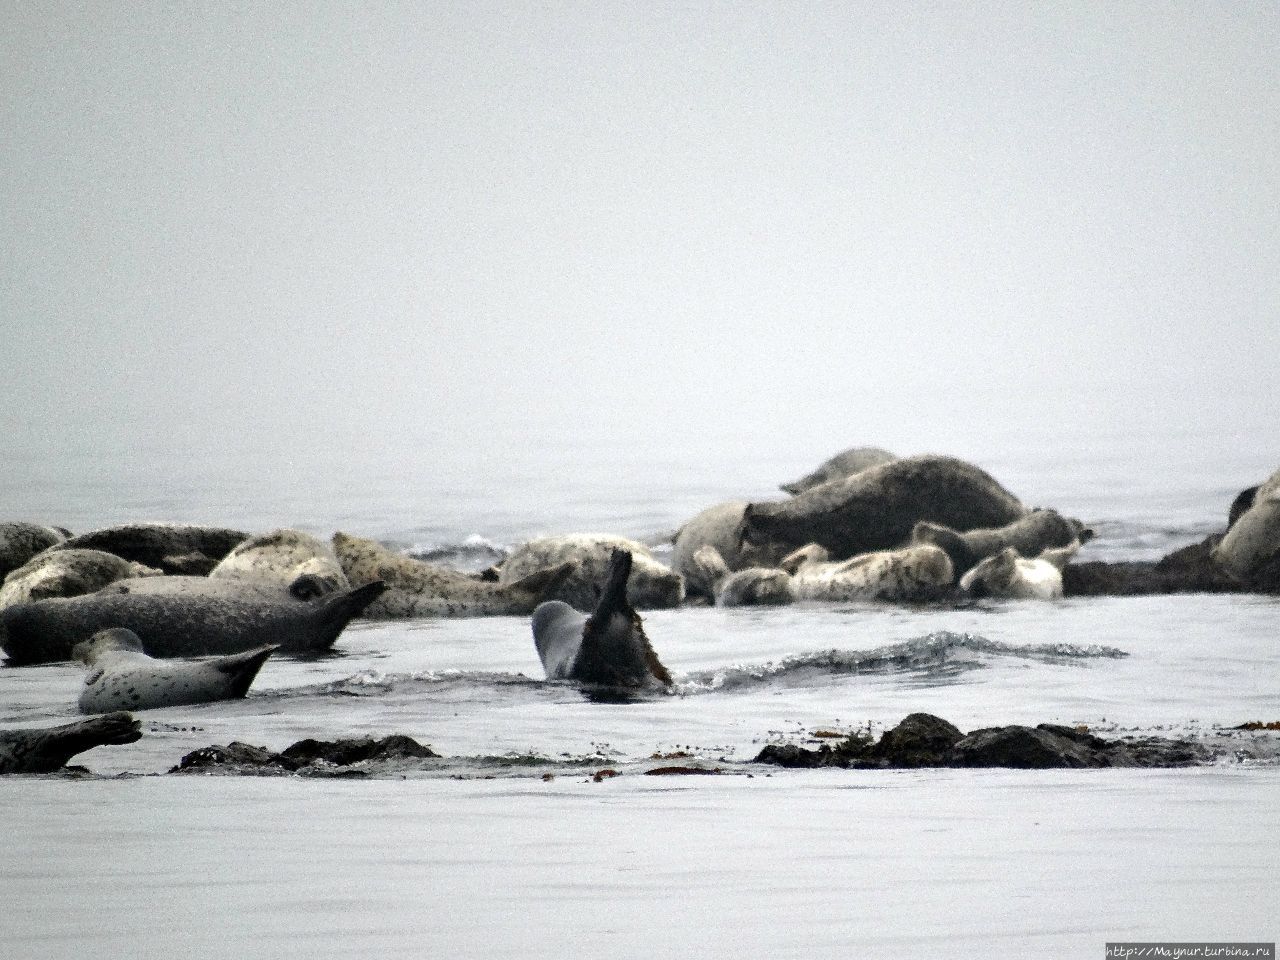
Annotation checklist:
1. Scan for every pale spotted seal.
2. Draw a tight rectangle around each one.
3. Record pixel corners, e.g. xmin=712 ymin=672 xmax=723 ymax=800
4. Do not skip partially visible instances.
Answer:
xmin=911 ymin=508 xmax=1089 ymax=580
xmin=74 ymin=628 xmax=277 ymax=713
xmin=780 ymin=542 xmax=954 ymax=603
xmin=1212 ymin=468 xmax=1280 ymax=583
xmin=0 ymin=548 xmax=162 ymax=611
xmin=48 ymin=523 xmax=249 ymax=574
xmin=0 ymin=578 xmax=385 ymax=664
xmin=959 ymin=544 xmax=1079 ymax=600
xmin=0 ymin=712 xmax=141 ymax=774
xmin=0 ymin=522 xmax=70 ymax=580
xmin=671 ymin=501 xmax=779 ymax=599
xmin=779 ymin=446 xmax=898 ymax=495
xmin=741 ymin=455 xmax=1026 ymax=561
xmin=497 ymin=534 xmax=683 ymax=610
xmin=332 ymin=531 xmax=574 ymax=618
xmin=687 ymin=545 xmax=796 ymax=607
xmin=210 ymin=529 xmax=350 ymax=598
xmin=531 ymin=550 xmax=672 ymax=688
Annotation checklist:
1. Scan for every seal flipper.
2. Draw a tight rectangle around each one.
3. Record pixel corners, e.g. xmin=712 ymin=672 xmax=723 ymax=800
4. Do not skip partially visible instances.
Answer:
xmin=214 ymin=644 xmax=280 ymax=698
xmin=507 ymin=561 xmax=578 ymax=603
xmin=0 ymin=712 xmax=142 ymax=774
xmin=574 ymin=551 xmax=672 ymax=688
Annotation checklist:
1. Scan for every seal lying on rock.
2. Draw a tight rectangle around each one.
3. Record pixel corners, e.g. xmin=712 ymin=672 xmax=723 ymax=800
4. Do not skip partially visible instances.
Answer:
xmin=497 ymin=534 xmax=684 ymax=610
xmin=1213 ymin=468 xmax=1280 ymax=586
xmin=210 ymin=529 xmax=350 ymax=598
xmin=958 ymin=544 xmax=1078 ymax=600
xmin=531 ymin=550 xmax=672 ymax=688
xmin=0 ymin=578 xmax=385 ymax=664
xmin=671 ymin=501 xmax=780 ymax=599
xmin=48 ymin=523 xmax=248 ymax=574
xmin=0 ymin=522 xmax=71 ymax=580
xmin=911 ymin=508 xmax=1088 ymax=581
xmin=741 ymin=455 xmax=1027 ymax=562
xmin=687 ymin=546 xmax=796 ymax=607
xmin=779 ymin=446 xmax=897 ymax=495
xmin=781 ymin=542 xmax=955 ymax=603
xmin=0 ymin=712 xmax=141 ymax=774
xmin=332 ymin=531 xmax=574 ymax=618
xmin=75 ymin=628 xmax=277 ymax=713
xmin=0 ymin=548 xmax=162 ymax=610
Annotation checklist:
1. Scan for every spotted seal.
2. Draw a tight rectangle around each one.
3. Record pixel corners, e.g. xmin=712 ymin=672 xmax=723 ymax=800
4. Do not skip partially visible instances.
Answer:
xmin=958 ymin=544 xmax=1078 ymax=600
xmin=0 ymin=548 xmax=162 ymax=611
xmin=779 ymin=446 xmax=898 ymax=495
xmin=1212 ymin=468 xmax=1280 ymax=584
xmin=210 ymin=528 xmax=350 ymax=598
xmin=47 ymin=523 xmax=249 ymax=574
xmin=671 ymin=501 xmax=779 ymax=599
xmin=0 ymin=577 xmax=385 ymax=664
xmin=911 ymin=508 xmax=1089 ymax=580
xmin=332 ymin=531 xmax=574 ymax=618
xmin=0 ymin=712 xmax=141 ymax=774
xmin=741 ymin=455 xmax=1027 ymax=561
xmin=530 ymin=550 xmax=672 ymax=688
xmin=686 ymin=545 xmax=796 ymax=607
xmin=74 ymin=628 xmax=277 ymax=713
xmin=497 ymin=534 xmax=683 ymax=610
xmin=0 ymin=522 xmax=70 ymax=580
xmin=780 ymin=542 xmax=954 ymax=602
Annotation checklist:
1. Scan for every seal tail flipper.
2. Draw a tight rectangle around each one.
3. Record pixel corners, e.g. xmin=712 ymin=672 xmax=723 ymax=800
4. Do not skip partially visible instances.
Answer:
xmin=1 ymin=712 xmax=142 ymax=774
xmin=591 ymin=550 xmax=634 ymax=623
xmin=319 ymin=580 xmax=387 ymax=624
xmin=508 ymin=561 xmax=578 ymax=603
xmin=215 ymin=644 xmax=280 ymax=698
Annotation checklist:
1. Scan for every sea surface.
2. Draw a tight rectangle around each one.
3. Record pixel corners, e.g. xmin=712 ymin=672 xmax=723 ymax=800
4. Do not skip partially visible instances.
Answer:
xmin=1 ymin=428 xmax=1277 ymax=959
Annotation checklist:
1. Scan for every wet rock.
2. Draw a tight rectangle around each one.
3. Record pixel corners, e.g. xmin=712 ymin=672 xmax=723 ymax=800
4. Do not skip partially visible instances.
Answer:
xmin=863 ymin=712 xmax=964 ymax=767
xmin=171 ymin=734 xmax=439 ymax=775
xmin=949 ymin=725 xmax=1107 ymax=768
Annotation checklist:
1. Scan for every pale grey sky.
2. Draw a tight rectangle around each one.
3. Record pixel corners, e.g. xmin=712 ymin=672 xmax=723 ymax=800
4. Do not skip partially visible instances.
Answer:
xmin=4 ymin=2 xmax=1277 ymax=464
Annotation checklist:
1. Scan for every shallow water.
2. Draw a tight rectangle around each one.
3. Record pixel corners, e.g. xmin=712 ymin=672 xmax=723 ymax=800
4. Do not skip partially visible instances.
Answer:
xmin=1 ymin=432 xmax=1277 ymax=957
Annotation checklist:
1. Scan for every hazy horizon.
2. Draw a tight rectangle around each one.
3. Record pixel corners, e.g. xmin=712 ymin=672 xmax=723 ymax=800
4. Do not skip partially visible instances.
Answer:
xmin=4 ymin=3 xmax=1278 ymax=471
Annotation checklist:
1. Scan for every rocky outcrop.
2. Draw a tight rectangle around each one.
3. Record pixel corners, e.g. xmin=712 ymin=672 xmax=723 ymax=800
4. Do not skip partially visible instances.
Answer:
xmin=171 ymin=734 xmax=440 ymax=776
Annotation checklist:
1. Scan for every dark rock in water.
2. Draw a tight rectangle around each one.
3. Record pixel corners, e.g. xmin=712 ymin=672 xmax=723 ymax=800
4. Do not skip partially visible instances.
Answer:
xmin=171 ymin=734 xmax=440 ymax=775
xmin=1064 ymin=534 xmax=1246 ymax=596
xmin=754 ymin=713 xmax=1211 ymax=770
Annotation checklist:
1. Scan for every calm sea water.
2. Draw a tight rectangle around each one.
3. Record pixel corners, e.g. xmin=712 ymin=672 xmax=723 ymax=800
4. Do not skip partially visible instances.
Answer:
xmin=2 ymin=428 xmax=1277 ymax=959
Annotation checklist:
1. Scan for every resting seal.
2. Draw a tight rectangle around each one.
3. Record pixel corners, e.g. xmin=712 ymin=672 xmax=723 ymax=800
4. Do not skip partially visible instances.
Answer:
xmin=48 ymin=523 xmax=249 ymax=574
xmin=210 ymin=529 xmax=350 ymax=598
xmin=741 ymin=455 xmax=1026 ymax=561
xmin=780 ymin=542 xmax=954 ymax=602
xmin=0 ymin=578 xmax=385 ymax=664
xmin=911 ymin=508 xmax=1089 ymax=580
xmin=959 ymin=545 xmax=1078 ymax=600
xmin=671 ymin=501 xmax=779 ymax=599
xmin=0 ymin=548 xmax=162 ymax=610
xmin=0 ymin=522 xmax=70 ymax=580
xmin=531 ymin=550 xmax=672 ymax=687
xmin=1212 ymin=468 xmax=1280 ymax=584
xmin=74 ymin=628 xmax=277 ymax=713
xmin=497 ymin=534 xmax=683 ymax=610
xmin=332 ymin=532 xmax=574 ymax=618
xmin=687 ymin=545 xmax=796 ymax=607
xmin=0 ymin=712 xmax=141 ymax=774
xmin=779 ymin=446 xmax=898 ymax=495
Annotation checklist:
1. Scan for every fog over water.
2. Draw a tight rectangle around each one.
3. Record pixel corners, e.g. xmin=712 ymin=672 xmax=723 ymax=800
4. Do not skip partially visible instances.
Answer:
xmin=4 ymin=3 xmax=1277 ymax=478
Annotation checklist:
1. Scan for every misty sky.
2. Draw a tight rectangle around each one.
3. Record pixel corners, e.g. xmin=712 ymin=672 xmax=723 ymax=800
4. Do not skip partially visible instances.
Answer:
xmin=4 ymin=2 xmax=1278 ymax=467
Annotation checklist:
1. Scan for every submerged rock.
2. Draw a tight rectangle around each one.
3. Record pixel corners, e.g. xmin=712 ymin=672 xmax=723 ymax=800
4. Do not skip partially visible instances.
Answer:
xmin=754 ymin=713 xmax=1212 ymax=770
xmin=171 ymin=734 xmax=440 ymax=776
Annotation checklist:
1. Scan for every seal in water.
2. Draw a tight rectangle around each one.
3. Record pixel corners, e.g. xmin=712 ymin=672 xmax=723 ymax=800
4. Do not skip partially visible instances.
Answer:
xmin=779 ymin=446 xmax=898 ymax=495
xmin=0 ymin=712 xmax=141 ymax=774
xmin=741 ymin=455 xmax=1027 ymax=561
xmin=958 ymin=545 xmax=1078 ymax=600
xmin=47 ymin=523 xmax=249 ymax=574
xmin=0 ymin=548 xmax=163 ymax=611
xmin=780 ymin=542 xmax=955 ymax=602
xmin=74 ymin=628 xmax=277 ymax=713
xmin=0 ymin=578 xmax=385 ymax=664
xmin=210 ymin=528 xmax=350 ymax=598
xmin=911 ymin=508 xmax=1089 ymax=581
xmin=531 ymin=550 xmax=672 ymax=688
xmin=687 ymin=545 xmax=796 ymax=607
xmin=0 ymin=522 xmax=70 ymax=581
xmin=496 ymin=534 xmax=684 ymax=610
xmin=332 ymin=531 xmax=574 ymax=618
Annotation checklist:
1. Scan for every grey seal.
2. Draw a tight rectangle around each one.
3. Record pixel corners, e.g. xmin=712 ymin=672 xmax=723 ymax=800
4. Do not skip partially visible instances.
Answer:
xmin=0 ymin=577 xmax=385 ymax=664
xmin=959 ymin=545 xmax=1078 ymax=600
xmin=0 ymin=548 xmax=162 ymax=610
xmin=1212 ymin=468 xmax=1280 ymax=583
xmin=687 ymin=545 xmax=796 ymax=607
xmin=75 ymin=628 xmax=277 ymax=713
xmin=0 ymin=522 xmax=70 ymax=580
xmin=911 ymin=508 xmax=1089 ymax=580
xmin=48 ymin=523 xmax=249 ymax=574
xmin=332 ymin=531 xmax=574 ymax=618
xmin=531 ymin=550 xmax=672 ymax=688
xmin=780 ymin=542 xmax=954 ymax=602
xmin=210 ymin=529 xmax=350 ymax=598
xmin=497 ymin=534 xmax=684 ymax=610
xmin=741 ymin=455 xmax=1027 ymax=562
xmin=779 ymin=446 xmax=898 ymax=495
xmin=671 ymin=501 xmax=779 ymax=599
xmin=0 ymin=712 xmax=141 ymax=774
